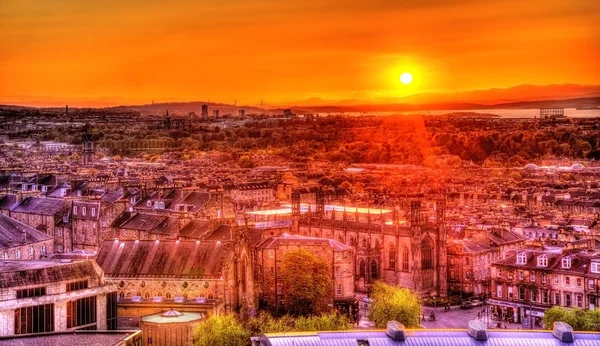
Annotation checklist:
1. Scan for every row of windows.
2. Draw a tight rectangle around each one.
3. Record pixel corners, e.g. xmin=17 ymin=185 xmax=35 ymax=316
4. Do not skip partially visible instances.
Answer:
xmin=67 ymin=280 xmax=89 ymax=292
xmin=498 ymin=270 xmax=594 ymax=288
xmin=495 ymin=285 xmax=590 ymax=308
xmin=3 ymin=244 xmax=47 ymax=260
xmin=516 ymin=253 xmax=572 ymax=269
xmin=17 ymin=287 xmax=47 ymax=299
xmin=73 ymin=206 xmax=96 ymax=217
xmin=67 ymin=296 xmax=97 ymax=329
xmin=119 ymin=292 xmax=214 ymax=300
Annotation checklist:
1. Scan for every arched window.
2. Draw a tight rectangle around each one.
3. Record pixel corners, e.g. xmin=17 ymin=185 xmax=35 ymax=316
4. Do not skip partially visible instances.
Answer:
xmin=136 ymin=292 xmax=141 ymax=297
xmin=422 ymin=240 xmax=433 ymax=270
xmin=144 ymin=292 xmax=150 ymax=299
xmin=349 ymin=236 xmax=356 ymax=247
xmin=359 ymin=260 xmax=366 ymax=277
xmin=41 ymin=243 xmax=46 ymax=254
xmin=517 ymin=252 xmax=527 ymax=265
xmin=402 ymin=247 xmax=410 ymax=271
xmin=166 ymin=292 xmax=172 ymax=299
xmin=16 ymin=249 xmax=21 ymax=259
xmin=28 ymin=246 xmax=34 ymax=258
xmin=208 ymin=293 xmax=214 ymax=300
xmin=371 ymin=260 xmax=378 ymax=280
xmin=537 ymin=255 xmax=548 ymax=267
xmin=183 ymin=293 xmax=188 ymax=299
xmin=119 ymin=292 xmax=125 ymax=298
xmin=388 ymin=245 xmax=396 ymax=270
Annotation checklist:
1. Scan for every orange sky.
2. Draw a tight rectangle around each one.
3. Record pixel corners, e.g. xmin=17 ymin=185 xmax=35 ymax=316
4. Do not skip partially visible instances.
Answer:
xmin=1 ymin=0 xmax=599 ymax=107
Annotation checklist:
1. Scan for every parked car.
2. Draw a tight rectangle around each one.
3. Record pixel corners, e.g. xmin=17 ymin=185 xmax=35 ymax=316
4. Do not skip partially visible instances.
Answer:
xmin=460 ymin=301 xmax=474 ymax=309
xmin=470 ymin=299 xmax=483 ymax=307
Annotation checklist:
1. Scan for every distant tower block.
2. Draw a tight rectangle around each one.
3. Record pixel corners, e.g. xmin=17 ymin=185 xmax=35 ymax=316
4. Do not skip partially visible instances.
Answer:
xmin=283 ymin=109 xmax=294 ymax=117
xmin=213 ymin=109 xmax=220 ymax=118
xmin=82 ymin=129 xmax=95 ymax=166
xmin=201 ymin=105 xmax=208 ymax=119
xmin=540 ymin=108 xmax=565 ymax=119
xmin=238 ymin=109 xmax=245 ymax=117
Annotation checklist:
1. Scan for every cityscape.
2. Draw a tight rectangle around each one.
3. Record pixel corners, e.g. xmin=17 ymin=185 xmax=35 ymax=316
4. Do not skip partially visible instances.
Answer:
xmin=1 ymin=1 xmax=600 ymax=346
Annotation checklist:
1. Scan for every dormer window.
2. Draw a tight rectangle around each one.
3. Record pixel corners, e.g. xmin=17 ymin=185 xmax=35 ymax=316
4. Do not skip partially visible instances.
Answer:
xmin=73 ymin=206 xmax=78 ymax=215
xmin=517 ymin=252 xmax=527 ymax=265
xmin=42 ymin=186 xmax=47 ymax=192
xmin=146 ymin=200 xmax=152 ymax=207
xmin=562 ymin=256 xmax=571 ymax=269
xmin=537 ymin=255 xmax=548 ymax=267
xmin=592 ymin=262 xmax=600 ymax=274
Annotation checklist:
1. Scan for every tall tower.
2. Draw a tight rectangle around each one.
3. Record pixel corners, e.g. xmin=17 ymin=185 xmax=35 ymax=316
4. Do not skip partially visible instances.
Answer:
xmin=291 ymin=190 xmax=301 ymax=233
xmin=435 ymin=198 xmax=448 ymax=297
xmin=201 ymin=105 xmax=208 ymax=119
xmin=410 ymin=200 xmax=422 ymax=292
xmin=82 ymin=128 xmax=95 ymax=166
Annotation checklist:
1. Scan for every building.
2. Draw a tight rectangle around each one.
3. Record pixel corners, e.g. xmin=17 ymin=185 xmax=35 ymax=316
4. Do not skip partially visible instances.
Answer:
xmin=488 ymin=249 xmax=600 ymax=327
xmin=254 ymin=233 xmax=355 ymax=315
xmin=95 ymin=238 xmax=254 ymax=326
xmin=295 ymin=200 xmax=448 ymax=298
xmin=0 ymin=330 xmax=142 ymax=346
xmin=0 ymin=213 xmax=54 ymax=260
xmin=230 ymin=182 xmax=274 ymax=204
xmin=0 ymin=260 xmax=118 ymax=336
xmin=251 ymin=321 xmax=599 ymax=346
xmin=140 ymin=310 xmax=204 ymax=346
xmin=8 ymin=197 xmax=71 ymax=253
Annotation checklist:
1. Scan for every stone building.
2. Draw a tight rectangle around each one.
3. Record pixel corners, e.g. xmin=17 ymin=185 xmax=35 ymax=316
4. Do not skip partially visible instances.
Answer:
xmin=0 ymin=260 xmax=118 ymax=336
xmin=296 ymin=200 xmax=448 ymax=297
xmin=488 ymin=249 xmax=600 ymax=326
xmin=0 ymin=214 xmax=54 ymax=260
xmin=254 ymin=233 xmax=355 ymax=313
xmin=95 ymin=237 xmax=254 ymax=326
xmin=8 ymin=197 xmax=71 ymax=253
xmin=71 ymin=193 xmax=127 ymax=251
xmin=140 ymin=310 xmax=204 ymax=346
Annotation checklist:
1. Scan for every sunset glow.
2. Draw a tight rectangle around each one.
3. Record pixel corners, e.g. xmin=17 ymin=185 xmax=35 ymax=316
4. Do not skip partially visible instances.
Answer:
xmin=0 ymin=0 xmax=599 ymax=107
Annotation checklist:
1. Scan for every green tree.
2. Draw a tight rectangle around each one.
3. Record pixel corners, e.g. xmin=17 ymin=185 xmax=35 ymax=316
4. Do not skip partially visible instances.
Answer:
xmin=368 ymin=281 xmax=422 ymax=328
xmin=194 ymin=314 xmax=249 ymax=346
xmin=543 ymin=307 xmax=600 ymax=331
xmin=280 ymin=248 xmax=333 ymax=315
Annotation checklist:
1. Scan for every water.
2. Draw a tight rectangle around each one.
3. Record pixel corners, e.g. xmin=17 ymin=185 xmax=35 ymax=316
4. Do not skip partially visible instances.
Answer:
xmin=333 ymin=108 xmax=600 ymax=118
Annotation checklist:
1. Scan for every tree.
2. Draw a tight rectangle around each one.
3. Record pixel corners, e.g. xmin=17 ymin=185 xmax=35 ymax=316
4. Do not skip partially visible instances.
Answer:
xmin=368 ymin=281 xmax=422 ymax=328
xmin=543 ymin=307 xmax=600 ymax=331
xmin=280 ymin=248 xmax=333 ymax=315
xmin=194 ymin=314 xmax=249 ymax=346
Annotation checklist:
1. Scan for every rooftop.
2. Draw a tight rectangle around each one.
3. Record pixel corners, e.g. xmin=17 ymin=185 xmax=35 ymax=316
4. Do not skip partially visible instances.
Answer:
xmin=0 ymin=330 xmax=140 ymax=346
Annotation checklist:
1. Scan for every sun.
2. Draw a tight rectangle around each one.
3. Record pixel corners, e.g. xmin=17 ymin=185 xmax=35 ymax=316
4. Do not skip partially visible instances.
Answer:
xmin=400 ymin=72 xmax=413 ymax=85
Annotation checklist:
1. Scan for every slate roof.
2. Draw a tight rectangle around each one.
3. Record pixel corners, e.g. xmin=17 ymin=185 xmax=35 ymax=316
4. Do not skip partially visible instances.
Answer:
xmin=0 ymin=213 xmax=53 ymax=249
xmin=10 ymin=197 xmax=67 ymax=216
xmin=257 ymin=233 xmax=352 ymax=252
xmin=178 ymin=219 xmax=213 ymax=239
xmin=96 ymin=240 xmax=229 ymax=278
xmin=0 ymin=194 xmax=17 ymax=211
xmin=0 ymin=260 xmax=102 ymax=288
xmin=255 ymin=330 xmax=600 ymax=346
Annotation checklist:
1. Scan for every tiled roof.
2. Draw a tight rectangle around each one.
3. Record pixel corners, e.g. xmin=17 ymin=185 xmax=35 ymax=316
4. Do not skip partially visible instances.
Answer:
xmin=10 ymin=197 xmax=67 ymax=216
xmin=96 ymin=240 xmax=229 ymax=278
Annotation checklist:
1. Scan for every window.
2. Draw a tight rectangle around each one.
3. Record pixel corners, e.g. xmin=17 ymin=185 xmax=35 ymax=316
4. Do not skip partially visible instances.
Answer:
xmin=336 ymin=284 xmax=342 ymax=296
xmin=422 ymin=241 xmax=433 ymax=270
xmin=565 ymin=276 xmax=570 ymax=286
xmin=2 ymin=252 xmax=7 ymax=260
xmin=576 ymin=278 xmax=582 ymax=287
xmin=554 ymin=275 xmax=559 ymax=284
xmin=73 ymin=206 xmax=78 ymax=215
xmin=530 ymin=272 xmax=536 ymax=282
xmin=388 ymin=245 xmax=396 ymax=270
xmin=542 ymin=273 xmax=547 ymax=284
xmin=465 ymin=257 xmax=470 ymax=266
xmin=335 ymin=252 xmax=342 ymax=261
xmin=554 ymin=292 xmax=560 ymax=305
xmin=518 ymin=271 xmax=523 ymax=280
xmin=67 ymin=296 xmax=97 ymax=329
xmin=28 ymin=246 xmax=34 ymax=259
xmin=591 ymin=262 xmax=600 ymax=273
xmin=268 ymin=250 xmax=274 ymax=258
xmin=562 ymin=256 xmax=571 ymax=269
xmin=519 ymin=286 xmax=525 ymax=300
xmin=537 ymin=255 xmax=548 ymax=267
xmin=402 ymin=247 xmax=409 ymax=271
xmin=67 ymin=280 xmax=88 ymax=292
xmin=565 ymin=294 xmax=572 ymax=307
xmin=508 ymin=286 xmax=514 ymax=299
xmin=106 ymin=292 xmax=118 ymax=330
xmin=371 ymin=260 xmax=378 ymax=280
xmin=589 ymin=279 xmax=595 ymax=290
xmin=497 ymin=269 xmax=502 ymax=277
xmin=91 ymin=208 xmax=96 ymax=217
xmin=359 ymin=260 xmax=366 ymax=277
xmin=42 ymin=186 xmax=47 ymax=192
xmin=530 ymin=288 xmax=538 ymax=302
xmin=517 ymin=252 xmax=527 ymax=265
xmin=82 ymin=207 xmax=87 ymax=216
xmin=146 ymin=200 xmax=152 ymax=208
xmin=496 ymin=285 xmax=502 ymax=298
xmin=508 ymin=271 xmax=513 ymax=279
xmin=17 ymin=287 xmax=47 ymax=299
xmin=16 ymin=248 xmax=21 ymax=259
xmin=577 ymin=295 xmax=583 ymax=308
xmin=14 ymin=304 xmax=54 ymax=335
xmin=335 ymin=266 xmax=341 ymax=278
xmin=542 ymin=291 xmax=549 ymax=304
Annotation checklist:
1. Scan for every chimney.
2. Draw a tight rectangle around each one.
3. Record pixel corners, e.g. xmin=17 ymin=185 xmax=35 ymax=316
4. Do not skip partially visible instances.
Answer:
xmin=7 ymin=238 xmax=13 ymax=247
